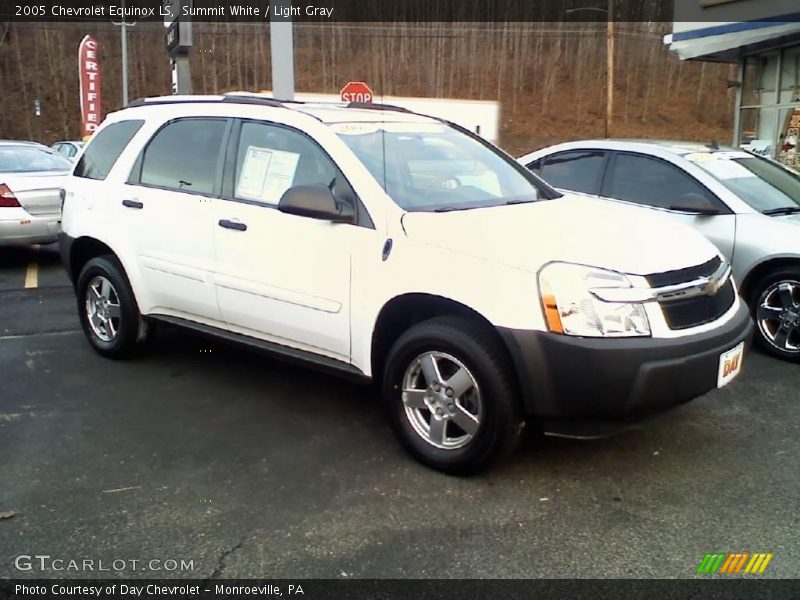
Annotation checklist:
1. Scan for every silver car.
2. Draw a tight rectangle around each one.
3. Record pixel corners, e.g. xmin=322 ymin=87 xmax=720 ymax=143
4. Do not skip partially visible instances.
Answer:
xmin=519 ymin=140 xmax=800 ymax=362
xmin=0 ymin=141 xmax=71 ymax=246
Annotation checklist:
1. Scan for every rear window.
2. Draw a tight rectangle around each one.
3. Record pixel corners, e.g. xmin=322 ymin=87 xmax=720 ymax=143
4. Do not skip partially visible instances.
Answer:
xmin=0 ymin=146 xmax=72 ymax=173
xmin=74 ymin=120 xmax=144 ymax=180
xmin=134 ymin=118 xmax=227 ymax=195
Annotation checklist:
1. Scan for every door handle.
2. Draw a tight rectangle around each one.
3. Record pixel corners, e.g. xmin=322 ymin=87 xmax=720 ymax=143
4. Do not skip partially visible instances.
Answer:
xmin=122 ymin=199 xmax=143 ymax=209
xmin=218 ymin=219 xmax=247 ymax=231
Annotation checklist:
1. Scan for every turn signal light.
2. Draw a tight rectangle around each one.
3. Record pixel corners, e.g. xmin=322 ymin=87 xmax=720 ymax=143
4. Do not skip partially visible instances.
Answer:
xmin=540 ymin=278 xmax=564 ymax=334
xmin=0 ymin=183 xmax=21 ymax=207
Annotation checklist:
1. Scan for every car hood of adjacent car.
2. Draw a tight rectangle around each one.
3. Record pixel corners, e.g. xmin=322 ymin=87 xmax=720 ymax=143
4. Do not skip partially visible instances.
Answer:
xmin=401 ymin=194 xmax=720 ymax=277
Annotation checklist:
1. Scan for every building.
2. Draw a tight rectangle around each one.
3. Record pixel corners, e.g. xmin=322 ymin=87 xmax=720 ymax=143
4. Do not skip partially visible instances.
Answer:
xmin=665 ymin=0 xmax=800 ymax=169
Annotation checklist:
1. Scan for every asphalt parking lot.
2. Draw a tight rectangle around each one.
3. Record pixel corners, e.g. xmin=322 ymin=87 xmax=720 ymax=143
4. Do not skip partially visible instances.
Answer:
xmin=0 ymin=244 xmax=798 ymax=579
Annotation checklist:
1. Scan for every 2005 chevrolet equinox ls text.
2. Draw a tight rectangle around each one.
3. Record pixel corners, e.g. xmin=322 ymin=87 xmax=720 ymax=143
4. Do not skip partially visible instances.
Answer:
xmin=58 ymin=94 xmax=754 ymax=474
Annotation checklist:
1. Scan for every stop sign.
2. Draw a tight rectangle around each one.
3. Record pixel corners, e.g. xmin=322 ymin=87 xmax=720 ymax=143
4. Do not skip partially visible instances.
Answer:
xmin=340 ymin=81 xmax=374 ymax=104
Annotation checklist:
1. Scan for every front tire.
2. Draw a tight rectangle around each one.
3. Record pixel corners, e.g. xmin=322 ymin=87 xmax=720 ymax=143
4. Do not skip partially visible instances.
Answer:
xmin=76 ymin=255 xmax=151 ymax=359
xmin=383 ymin=316 xmax=524 ymax=475
xmin=750 ymin=268 xmax=800 ymax=362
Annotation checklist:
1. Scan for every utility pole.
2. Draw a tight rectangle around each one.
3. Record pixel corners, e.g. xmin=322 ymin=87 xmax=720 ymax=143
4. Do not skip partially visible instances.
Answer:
xmin=606 ymin=0 xmax=614 ymax=139
xmin=565 ymin=2 xmax=614 ymax=138
xmin=111 ymin=0 xmax=135 ymax=106
xmin=270 ymin=0 xmax=295 ymax=100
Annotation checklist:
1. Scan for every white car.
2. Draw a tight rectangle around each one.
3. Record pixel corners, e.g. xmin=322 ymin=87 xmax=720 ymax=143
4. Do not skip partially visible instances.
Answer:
xmin=59 ymin=95 xmax=753 ymax=474
xmin=518 ymin=140 xmax=800 ymax=362
xmin=52 ymin=141 xmax=85 ymax=161
xmin=0 ymin=141 xmax=71 ymax=246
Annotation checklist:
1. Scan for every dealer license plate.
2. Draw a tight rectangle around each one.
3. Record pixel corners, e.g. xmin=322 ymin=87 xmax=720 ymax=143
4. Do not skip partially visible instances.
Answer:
xmin=718 ymin=342 xmax=744 ymax=388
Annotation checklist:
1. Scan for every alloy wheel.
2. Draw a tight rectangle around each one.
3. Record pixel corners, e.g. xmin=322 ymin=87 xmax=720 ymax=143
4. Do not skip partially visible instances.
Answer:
xmin=85 ymin=275 xmax=122 ymax=342
xmin=757 ymin=280 xmax=800 ymax=354
xmin=401 ymin=351 xmax=483 ymax=450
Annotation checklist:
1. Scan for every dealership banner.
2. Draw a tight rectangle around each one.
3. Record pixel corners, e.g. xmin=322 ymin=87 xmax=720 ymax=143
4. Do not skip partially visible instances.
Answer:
xmin=78 ymin=35 xmax=102 ymax=140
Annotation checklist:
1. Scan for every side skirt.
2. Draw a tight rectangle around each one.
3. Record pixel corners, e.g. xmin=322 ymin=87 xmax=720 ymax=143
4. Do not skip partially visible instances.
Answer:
xmin=148 ymin=315 xmax=371 ymax=384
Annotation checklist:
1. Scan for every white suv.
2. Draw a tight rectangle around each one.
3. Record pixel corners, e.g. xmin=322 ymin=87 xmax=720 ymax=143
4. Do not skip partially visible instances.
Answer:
xmin=59 ymin=95 xmax=753 ymax=474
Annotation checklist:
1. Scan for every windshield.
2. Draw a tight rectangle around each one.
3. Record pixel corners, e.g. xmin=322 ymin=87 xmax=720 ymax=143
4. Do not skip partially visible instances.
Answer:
xmin=688 ymin=151 xmax=800 ymax=213
xmin=333 ymin=121 xmax=546 ymax=211
xmin=0 ymin=145 xmax=72 ymax=173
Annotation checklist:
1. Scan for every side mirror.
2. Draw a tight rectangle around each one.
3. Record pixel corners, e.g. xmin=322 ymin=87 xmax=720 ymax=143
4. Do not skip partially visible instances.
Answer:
xmin=278 ymin=184 xmax=354 ymax=223
xmin=669 ymin=193 xmax=721 ymax=216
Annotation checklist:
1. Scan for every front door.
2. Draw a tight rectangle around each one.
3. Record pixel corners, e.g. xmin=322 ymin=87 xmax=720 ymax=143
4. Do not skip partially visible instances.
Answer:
xmin=122 ymin=117 xmax=229 ymax=321
xmin=211 ymin=119 xmax=375 ymax=361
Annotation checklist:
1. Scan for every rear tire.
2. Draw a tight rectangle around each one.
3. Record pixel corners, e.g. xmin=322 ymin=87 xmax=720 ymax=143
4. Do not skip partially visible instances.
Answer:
xmin=76 ymin=255 xmax=151 ymax=359
xmin=383 ymin=316 xmax=524 ymax=475
xmin=749 ymin=268 xmax=800 ymax=362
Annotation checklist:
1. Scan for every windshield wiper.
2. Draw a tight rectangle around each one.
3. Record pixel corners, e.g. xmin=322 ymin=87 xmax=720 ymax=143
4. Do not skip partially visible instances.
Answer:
xmin=762 ymin=206 xmax=800 ymax=216
xmin=504 ymin=198 xmax=538 ymax=206
xmin=433 ymin=206 xmax=474 ymax=213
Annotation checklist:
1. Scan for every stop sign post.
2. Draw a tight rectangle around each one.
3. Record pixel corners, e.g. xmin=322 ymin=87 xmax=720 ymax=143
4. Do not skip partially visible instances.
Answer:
xmin=340 ymin=81 xmax=374 ymax=104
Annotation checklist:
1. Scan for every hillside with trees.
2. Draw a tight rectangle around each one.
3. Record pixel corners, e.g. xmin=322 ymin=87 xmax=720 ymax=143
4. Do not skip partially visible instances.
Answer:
xmin=0 ymin=20 xmax=737 ymax=154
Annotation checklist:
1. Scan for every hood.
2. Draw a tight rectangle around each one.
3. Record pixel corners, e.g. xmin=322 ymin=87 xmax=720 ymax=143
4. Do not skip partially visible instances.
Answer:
xmin=771 ymin=212 xmax=800 ymax=227
xmin=735 ymin=212 xmax=800 ymax=260
xmin=401 ymin=195 xmax=719 ymax=276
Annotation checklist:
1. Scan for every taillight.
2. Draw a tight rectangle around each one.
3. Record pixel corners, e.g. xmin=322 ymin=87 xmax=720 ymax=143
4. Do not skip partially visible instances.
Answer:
xmin=0 ymin=183 xmax=21 ymax=208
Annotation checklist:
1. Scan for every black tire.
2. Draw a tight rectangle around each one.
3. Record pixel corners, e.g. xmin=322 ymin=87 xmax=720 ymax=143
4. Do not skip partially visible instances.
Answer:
xmin=748 ymin=268 xmax=800 ymax=362
xmin=76 ymin=255 xmax=151 ymax=359
xmin=383 ymin=316 xmax=524 ymax=475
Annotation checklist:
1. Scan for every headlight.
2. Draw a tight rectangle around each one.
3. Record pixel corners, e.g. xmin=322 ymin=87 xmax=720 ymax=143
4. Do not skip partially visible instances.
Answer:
xmin=538 ymin=262 xmax=650 ymax=337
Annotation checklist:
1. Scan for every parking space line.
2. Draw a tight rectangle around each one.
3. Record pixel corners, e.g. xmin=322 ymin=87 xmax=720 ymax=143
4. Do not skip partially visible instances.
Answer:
xmin=24 ymin=261 xmax=38 ymax=288
xmin=0 ymin=329 xmax=81 ymax=341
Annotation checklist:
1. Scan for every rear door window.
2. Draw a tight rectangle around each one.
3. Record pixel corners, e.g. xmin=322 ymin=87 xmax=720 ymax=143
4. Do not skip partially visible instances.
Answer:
xmin=538 ymin=150 xmax=606 ymax=194
xmin=74 ymin=120 xmax=144 ymax=180
xmin=134 ymin=118 xmax=227 ymax=195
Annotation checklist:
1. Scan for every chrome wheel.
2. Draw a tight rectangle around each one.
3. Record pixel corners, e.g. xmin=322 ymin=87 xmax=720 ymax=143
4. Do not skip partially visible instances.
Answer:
xmin=85 ymin=275 xmax=121 ymax=342
xmin=401 ymin=351 xmax=483 ymax=450
xmin=757 ymin=280 xmax=800 ymax=353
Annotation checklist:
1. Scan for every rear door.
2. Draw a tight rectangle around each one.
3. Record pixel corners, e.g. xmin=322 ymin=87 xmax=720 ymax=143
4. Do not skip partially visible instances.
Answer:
xmin=121 ymin=117 xmax=229 ymax=322
xmin=602 ymin=152 xmax=736 ymax=259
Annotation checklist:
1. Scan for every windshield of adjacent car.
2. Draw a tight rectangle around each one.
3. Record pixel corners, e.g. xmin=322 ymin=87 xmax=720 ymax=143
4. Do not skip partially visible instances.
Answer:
xmin=0 ymin=145 xmax=72 ymax=173
xmin=687 ymin=150 xmax=800 ymax=213
xmin=332 ymin=121 xmax=546 ymax=212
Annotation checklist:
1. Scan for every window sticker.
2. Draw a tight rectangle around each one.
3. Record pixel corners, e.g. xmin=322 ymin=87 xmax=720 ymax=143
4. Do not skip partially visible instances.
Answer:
xmin=715 ymin=151 xmax=752 ymax=160
xmin=236 ymin=145 xmax=300 ymax=204
xmin=684 ymin=152 xmax=716 ymax=163
xmin=694 ymin=157 xmax=757 ymax=180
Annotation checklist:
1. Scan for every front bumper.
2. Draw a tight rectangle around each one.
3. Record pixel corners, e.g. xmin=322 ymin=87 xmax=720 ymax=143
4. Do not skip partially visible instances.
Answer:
xmin=499 ymin=301 xmax=754 ymax=425
xmin=0 ymin=210 xmax=60 ymax=246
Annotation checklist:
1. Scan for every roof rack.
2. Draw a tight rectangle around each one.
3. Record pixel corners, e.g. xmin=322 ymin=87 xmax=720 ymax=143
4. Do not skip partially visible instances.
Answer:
xmin=125 ymin=96 xmax=235 ymax=108
xmin=124 ymin=95 xmax=419 ymax=117
xmin=221 ymin=95 xmax=285 ymax=107
xmin=346 ymin=101 xmax=411 ymax=113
